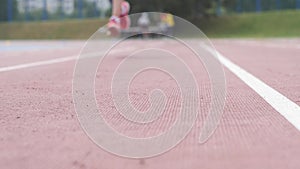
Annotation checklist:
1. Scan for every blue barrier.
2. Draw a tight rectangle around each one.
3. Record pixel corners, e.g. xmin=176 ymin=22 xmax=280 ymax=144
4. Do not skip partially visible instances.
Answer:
xmin=256 ymin=0 xmax=262 ymax=12
xmin=236 ymin=0 xmax=243 ymax=13
xmin=60 ymin=0 xmax=65 ymax=19
xmin=94 ymin=0 xmax=99 ymax=17
xmin=7 ymin=0 xmax=13 ymax=22
xmin=25 ymin=0 xmax=29 ymax=21
xmin=78 ymin=0 xmax=83 ymax=19
xmin=42 ymin=0 xmax=48 ymax=20
xmin=297 ymin=0 xmax=300 ymax=9
xmin=276 ymin=0 xmax=281 ymax=10
xmin=216 ymin=0 xmax=222 ymax=16
xmin=234 ymin=0 xmax=300 ymax=13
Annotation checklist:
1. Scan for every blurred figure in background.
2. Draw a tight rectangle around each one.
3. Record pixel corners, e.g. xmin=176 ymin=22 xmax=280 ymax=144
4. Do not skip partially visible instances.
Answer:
xmin=160 ymin=13 xmax=175 ymax=36
xmin=107 ymin=0 xmax=131 ymax=36
xmin=138 ymin=13 xmax=151 ymax=38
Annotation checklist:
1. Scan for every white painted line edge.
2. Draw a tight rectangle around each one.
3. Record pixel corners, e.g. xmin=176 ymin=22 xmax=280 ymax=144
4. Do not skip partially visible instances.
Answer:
xmin=209 ymin=47 xmax=300 ymax=131
xmin=0 ymin=56 xmax=76 ymax=73
xmin=0 ymin=47 xmax=133 ymax=73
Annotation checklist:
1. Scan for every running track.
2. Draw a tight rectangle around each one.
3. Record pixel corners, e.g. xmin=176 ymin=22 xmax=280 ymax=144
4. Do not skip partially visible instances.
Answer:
xmin=1 ymin=39 xmax=300 ymax=169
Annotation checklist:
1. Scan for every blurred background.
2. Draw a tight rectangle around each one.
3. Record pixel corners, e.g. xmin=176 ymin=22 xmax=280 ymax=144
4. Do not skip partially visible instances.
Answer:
xmin=0 ymin=0 xmax=300 ymax=39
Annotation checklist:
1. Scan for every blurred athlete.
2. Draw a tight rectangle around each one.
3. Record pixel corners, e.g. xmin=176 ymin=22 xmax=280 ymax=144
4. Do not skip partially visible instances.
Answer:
xmin=107 ymin=0 xmax=131 ymax=36
xmin=138 ymin=13 xmax=150 ymax=30
xmin=160 ymin=13 xmax=175 ymax=36
xmin=138 ymin=13 xmax=150 ymax=38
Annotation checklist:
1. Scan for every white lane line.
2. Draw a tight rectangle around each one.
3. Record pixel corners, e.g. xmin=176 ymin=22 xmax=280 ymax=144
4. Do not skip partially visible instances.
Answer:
xmin=0 ymin=47 xmax=134 ymax=73
xmin=211 ymin=48 xmax=300 ymax=131
xmin=220 ymin=40 xmax=300 ymax=50
xmin=0 ymin=56 xmax=76 ymax=73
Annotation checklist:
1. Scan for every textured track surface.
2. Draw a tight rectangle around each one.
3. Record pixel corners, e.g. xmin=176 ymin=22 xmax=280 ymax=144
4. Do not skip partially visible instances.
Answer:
xmin=1 ymin=39 xmax=300 ymax=169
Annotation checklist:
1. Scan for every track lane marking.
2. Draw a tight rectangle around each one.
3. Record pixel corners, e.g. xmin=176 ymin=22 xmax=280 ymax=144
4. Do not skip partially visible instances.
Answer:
xmin=218 ymin=39 xmax=300 ymax=50
xmin=0 ymin=56 xmax=76 ymax=73
xmin=0 ymin=47 xmax=133 ymax=73
xmin=209 ymin=47 xmax=300 ymax=131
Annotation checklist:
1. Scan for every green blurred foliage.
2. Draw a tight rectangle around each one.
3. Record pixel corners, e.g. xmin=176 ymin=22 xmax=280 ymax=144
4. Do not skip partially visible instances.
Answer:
xmin=127 ymin=0 xmax=214 ymax=19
